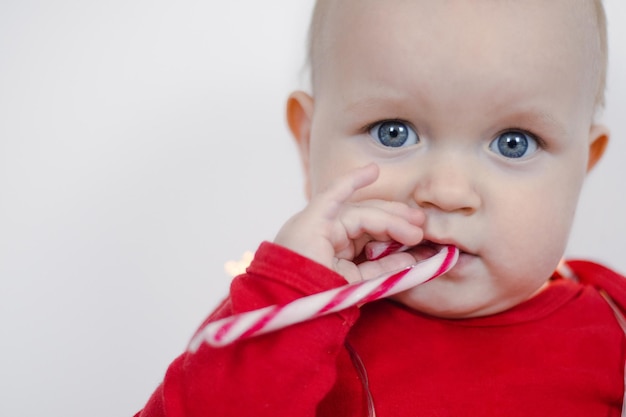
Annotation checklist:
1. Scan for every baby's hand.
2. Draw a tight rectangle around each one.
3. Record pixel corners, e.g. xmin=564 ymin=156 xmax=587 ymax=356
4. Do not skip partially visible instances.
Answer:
xmin=274 ymin=164 xmax=425 ymax=283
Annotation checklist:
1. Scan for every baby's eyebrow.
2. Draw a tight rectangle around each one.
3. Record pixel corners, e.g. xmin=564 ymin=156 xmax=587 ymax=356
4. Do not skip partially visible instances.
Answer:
xmin=340 ymin=94 xmax=410 ymax=118
xmin=510 ymin=109 xmax=569 ymax=138
xmin=339 ymin=93 xmax=570 ymax=139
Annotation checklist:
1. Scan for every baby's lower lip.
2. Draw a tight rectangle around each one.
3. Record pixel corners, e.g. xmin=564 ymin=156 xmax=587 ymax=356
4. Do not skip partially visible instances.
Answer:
xmin=448 ymin=251 xmax=477 ymax=274
xmin=416 ymin=243 xmax=476 ymax=269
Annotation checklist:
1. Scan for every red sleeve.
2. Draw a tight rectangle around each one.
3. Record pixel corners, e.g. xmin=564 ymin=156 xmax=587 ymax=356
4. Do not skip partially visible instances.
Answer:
xmin=135 ymin=242 xmax=361 ymax=417
xmin=567 ymin=259 xmax=626 ymax=314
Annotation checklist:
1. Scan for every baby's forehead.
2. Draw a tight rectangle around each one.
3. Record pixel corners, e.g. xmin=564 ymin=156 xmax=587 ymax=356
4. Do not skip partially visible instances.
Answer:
xmin=308 ymin=0 xmax=606 ymax=109
xmin=311 ymin=0 xmax=602 ymax=35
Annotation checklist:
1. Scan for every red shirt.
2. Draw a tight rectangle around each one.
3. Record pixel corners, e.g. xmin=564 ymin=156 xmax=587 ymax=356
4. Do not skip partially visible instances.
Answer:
xmin=136 ymin=242 xmax=626 ymax=417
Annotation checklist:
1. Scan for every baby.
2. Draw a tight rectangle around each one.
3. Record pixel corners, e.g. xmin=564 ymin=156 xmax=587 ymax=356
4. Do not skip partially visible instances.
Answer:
xmin=136 ymin=1 xmax=625 ymax=416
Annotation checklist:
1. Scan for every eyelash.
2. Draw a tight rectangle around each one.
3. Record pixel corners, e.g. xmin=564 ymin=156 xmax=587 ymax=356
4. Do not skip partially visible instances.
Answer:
xmin=495 ymin=127 xmax=547 ymax=149
xmin=365 ymin=119 xmax=420 ymax=148
xmin=362 ymin=120 xmax=548 ymax=153
xmin=363 ymin=118 xmax=413 ymax=133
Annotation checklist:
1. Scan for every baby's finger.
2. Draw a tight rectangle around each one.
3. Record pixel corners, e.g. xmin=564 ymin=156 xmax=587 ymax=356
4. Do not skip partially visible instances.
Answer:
xmin=350 ymin=199 xmax=425 ymax=227
xmin=339 ymin=206 xmax=424 ymax=245
xmin=311 ymin=164 xmax=380 ymax=214
xmin=356 ymin=251 xmax=420 ymax=281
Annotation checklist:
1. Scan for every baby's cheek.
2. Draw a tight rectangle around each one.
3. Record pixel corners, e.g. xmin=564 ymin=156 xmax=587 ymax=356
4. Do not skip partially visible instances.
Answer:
xmin=350 ymin=183 xmax=404 ymax=204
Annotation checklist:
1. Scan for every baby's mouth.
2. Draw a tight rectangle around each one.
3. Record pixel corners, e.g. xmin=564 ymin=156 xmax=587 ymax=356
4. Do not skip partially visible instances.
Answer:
xmin=364 ymin=240 xmax=451 ymax=263
xmin=405 ymin=241 xmax=447 ymax=263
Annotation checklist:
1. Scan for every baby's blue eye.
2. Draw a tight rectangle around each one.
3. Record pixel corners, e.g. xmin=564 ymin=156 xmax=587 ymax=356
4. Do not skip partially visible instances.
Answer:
xmin=489 ymin=131 xmax=539 ymax=159
xmin=369 ymin=121 xmax=419 ymax=148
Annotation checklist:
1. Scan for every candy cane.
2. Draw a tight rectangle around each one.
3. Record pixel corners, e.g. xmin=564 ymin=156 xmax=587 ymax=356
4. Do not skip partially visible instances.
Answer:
xmin=188 ymin=244 xmax=458 ymax=350
xmin=365 ymin=240 xmax=410 ymax=261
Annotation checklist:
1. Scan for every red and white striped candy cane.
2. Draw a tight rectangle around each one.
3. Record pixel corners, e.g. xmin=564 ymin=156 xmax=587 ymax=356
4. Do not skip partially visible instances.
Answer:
xmin=188 ymin=244 xmax=458 ymax=350
xmin=365 ymin=240 xmax=410 ymax=261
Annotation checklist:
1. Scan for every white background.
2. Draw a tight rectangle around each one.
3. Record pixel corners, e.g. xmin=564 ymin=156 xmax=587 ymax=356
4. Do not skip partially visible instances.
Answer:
xmin=0 ymin=1 xmax=624 ymax=416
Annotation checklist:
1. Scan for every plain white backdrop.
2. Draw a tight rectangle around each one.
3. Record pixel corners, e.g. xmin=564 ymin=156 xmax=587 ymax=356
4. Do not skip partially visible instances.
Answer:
xmin=0 ymin=1 xmax=624 ymax=416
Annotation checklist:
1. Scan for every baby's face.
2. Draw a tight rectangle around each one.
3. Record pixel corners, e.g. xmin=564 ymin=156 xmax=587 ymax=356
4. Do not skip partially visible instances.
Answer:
xmin=293 ymin=0 xmax=607 ymax=317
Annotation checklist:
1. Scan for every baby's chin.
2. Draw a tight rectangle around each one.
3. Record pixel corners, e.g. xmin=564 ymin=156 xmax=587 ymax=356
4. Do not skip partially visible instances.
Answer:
xmin=390 ymin=294 xmax=487 ymax=319
xmin=389 ymin=278 xmax=515 ymax=319
xmin=387 ymin=246 xmax=555 ymax=318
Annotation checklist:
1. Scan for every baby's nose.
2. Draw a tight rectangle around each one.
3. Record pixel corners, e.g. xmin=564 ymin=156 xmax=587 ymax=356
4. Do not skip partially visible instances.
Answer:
xmin=412 ymin=156 xmax=481 ymax=214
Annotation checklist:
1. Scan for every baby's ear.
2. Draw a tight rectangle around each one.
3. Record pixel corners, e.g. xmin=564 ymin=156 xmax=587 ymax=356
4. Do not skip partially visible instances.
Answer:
xmin=587 ymin=124 xmax=610 ymax=172
xmin=286 ymin=91 xmax=315 ymax=199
